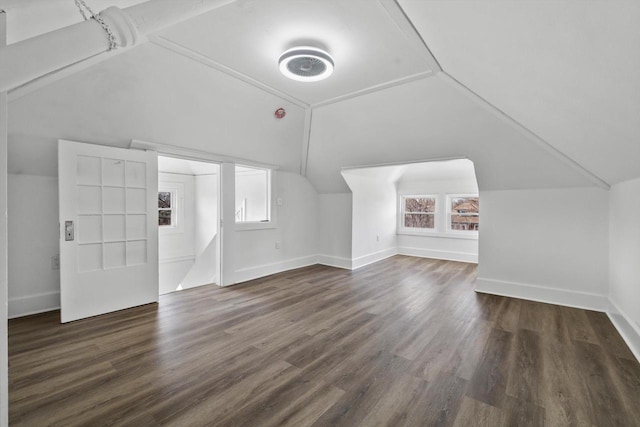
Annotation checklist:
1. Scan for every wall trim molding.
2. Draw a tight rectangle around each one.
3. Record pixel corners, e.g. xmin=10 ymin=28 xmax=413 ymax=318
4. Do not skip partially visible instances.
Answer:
xmin=159 ymin=254 xmax=196 ymax=264
xmin=607 ymin=299 xmax=640 ymax=363
xmin=398 ymin=246 xmax=478 ymax=264
xmin=234 ymin=255 xmax=318 ymax=284
xmin=8 ymin=291 xmax=60 ymax=319
xmin=475 ymin=277 xmax=608 ymax=311
xmin=351 ymin=247 xmax=398 ymax=270
xmin=316 ymin=254 xmax=353 ymax=270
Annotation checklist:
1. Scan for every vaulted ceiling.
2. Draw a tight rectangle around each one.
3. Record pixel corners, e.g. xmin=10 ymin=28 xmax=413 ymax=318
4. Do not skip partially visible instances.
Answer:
xmin=3 ymin=0 xmax=639 ymax=193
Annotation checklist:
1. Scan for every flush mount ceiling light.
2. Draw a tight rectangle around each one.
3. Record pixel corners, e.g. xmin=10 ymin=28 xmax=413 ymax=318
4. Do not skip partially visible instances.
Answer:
xmin=278 ymin=46 xmax=334 ymax=82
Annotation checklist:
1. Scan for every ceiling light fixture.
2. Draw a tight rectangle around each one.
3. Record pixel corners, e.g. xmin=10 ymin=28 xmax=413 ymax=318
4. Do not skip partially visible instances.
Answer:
xmin=278 ymin=46 xmax=334 ymax=82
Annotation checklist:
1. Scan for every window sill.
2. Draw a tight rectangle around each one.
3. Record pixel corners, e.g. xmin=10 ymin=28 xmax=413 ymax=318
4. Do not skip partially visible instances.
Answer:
xmin=235 ymin=221 xmax=277 ymax=231
xmin=397 ymin=229 xmax=478 ymax=240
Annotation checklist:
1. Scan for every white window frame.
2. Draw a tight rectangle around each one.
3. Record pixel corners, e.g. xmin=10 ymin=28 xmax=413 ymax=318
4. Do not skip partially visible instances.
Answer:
xmin=235 ymin=165 xmax=276 ymax=231
xmin=447 ymin=194 xmax=479 ymax=236
xmin=398 ymin=194 xmax=438 ymax=234
xmin=158 ymin=183 xmax=184 ymax=235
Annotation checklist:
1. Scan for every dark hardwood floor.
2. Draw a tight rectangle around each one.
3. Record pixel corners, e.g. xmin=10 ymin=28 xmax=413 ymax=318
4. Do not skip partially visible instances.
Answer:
xmin=8 ymin=256 xmax=640 ymax=426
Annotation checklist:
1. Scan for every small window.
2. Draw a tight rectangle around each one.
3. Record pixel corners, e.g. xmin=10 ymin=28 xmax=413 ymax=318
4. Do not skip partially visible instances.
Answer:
xmin=235 ymin=165 xmax=271 ymax=223
xmin=449 ymin=195 xmax=479 ymax=232
xmin=401 ymin=195 xmax=436 ymax=230
xmin=158 ymin=191 xmax=174 ymax=227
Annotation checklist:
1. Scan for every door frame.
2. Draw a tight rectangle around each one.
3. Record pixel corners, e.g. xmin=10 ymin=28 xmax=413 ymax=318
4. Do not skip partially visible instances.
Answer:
xmin=130 ymin=139 xmax=280 ymax=287
xmin=156 ymin=154 xmax=223 ymax=290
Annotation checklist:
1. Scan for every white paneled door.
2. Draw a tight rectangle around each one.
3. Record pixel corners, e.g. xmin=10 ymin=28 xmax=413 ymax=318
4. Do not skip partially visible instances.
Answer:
xmin=58 ymin=140 xmax=158 ymax=323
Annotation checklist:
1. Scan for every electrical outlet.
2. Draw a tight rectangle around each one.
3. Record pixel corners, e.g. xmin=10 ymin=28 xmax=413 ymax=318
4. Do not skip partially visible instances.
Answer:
xmin=275 ymin=242 xmax=280 ymax=249
xmin=51 ymin=254 xmax=60 ymax=270
xmin=376 ymin=235 xmax=380 ymax=242
xmin=276 ymin=197 xmax=283 ymax=206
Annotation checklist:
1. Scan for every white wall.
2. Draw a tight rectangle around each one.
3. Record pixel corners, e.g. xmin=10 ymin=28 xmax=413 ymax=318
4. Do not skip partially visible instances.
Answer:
xmin=317 ymin=193 xmax=353 ymax=269
xmin=609 ymin=177 xmax=640 ymax=359
xmin=477 ymin=187 xmax=610 ymax=310
xmin=7 ymin=174 xmax=60 ymax=317
xmin=233 ymin=171 xmax=319 ymax=282
xmin=158 ymin=173 xmax=196 ymax=261
xmin=195 ymin=174 xmax=218 ymax=256
xmin=342 ymin=171 xmax=398 ymax=268
xmin=182 ymin=173 xmax=219 ymax=289
xmin=158 ymin=173 xmax=195 ymax=294
xmin=0 ymin=65 xmax=9 ymax=426
xmin=397 ymin=177 xmax=479 ymax=263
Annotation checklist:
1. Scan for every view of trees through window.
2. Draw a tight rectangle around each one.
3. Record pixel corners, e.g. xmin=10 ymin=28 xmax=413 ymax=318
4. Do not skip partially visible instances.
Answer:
xmin=450 ymin=196 xmax=479 ymax=231
xmin=158 ymin=192 xmax=172 ymax=226
xmin=403 ymin=197 xmax=436 ymax=229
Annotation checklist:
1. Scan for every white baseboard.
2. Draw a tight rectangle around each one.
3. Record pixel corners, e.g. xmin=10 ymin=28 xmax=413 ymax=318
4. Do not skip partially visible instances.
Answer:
xmin=607 ymin=299 xmax=640 ymax=363
xmin=316 ymin=254 xmax=353 ymax=270
xmin=475 ymin=277 xmax=608 ymax=311
xmin=9 ymin=291 xmax=60 ymax=319
xmin=397 ymin=246 xmax=478 ymax=264
xmin=476 ymin=278 xmax=639 ymax=363
xmin=234 ymin=255 xmax=318 ymax=284
xmin=351 ymin=247 xmax=398 ymax=270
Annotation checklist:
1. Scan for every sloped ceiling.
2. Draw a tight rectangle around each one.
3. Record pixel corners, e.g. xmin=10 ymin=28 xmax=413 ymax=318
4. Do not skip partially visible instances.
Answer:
xmin=307 ymin=76 xmax=597 ymax=193
xmin=399 ymin=0 xmax=640 ymax=186
xmin=5 ymin=0 xmax=639 ymax=193
xmin=8 ymin=43 xmax=305 ymax=176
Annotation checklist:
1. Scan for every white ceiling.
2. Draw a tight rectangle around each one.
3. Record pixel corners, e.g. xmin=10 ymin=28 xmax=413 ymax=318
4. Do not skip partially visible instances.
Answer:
xmin=158 ymin=0 xmax=437 ymax=105
xmin=158 ymin=156 xmax=218 ymax=176
xmin=8 ymin=43 xmax=305 ymax=177
xmin=400 ymin=159 xmax=476 ymax=184
xmin=342 ymin=159 xmax=477 ymax=187
xmin=307 ymin=76 xmax=598 ymax=193
xmin=4 ymin=0 xmax=639 ymax=194
xmin=399 ymin=0 xmax=640 ymax=186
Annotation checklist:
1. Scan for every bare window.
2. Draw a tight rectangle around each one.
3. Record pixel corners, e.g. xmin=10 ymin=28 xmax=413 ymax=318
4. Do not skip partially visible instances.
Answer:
xmin=235 ymin=165 xmax=271 ymax=223
xmin=449 ymin=196 xmax=479 ymax=232
xmin=158 ymin=191 xmax=174 ymax=227
xmin=401 ymin=196 xmax=436 ymax=229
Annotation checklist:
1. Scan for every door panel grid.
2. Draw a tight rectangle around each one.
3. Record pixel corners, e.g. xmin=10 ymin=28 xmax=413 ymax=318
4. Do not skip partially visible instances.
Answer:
xmin=76 ymin=156 xmax=149 ymax=272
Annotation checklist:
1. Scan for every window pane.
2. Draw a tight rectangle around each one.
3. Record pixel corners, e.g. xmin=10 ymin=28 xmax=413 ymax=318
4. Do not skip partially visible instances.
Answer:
xmin=159 ymin=209 xmax=172 ymax=226
xmin=236 ymin=165 xmax=269 ymax=222
xmin=404 ymin=213 xmax=434 ymax=229
xmin=451 ymin=215 xmax=479 ymax=231
xmin=158 ymin=192 xmax=171 ymax=209
xmin=451 ymin=197 xmax=479 ymax=214
xmin=405 ymin=197 xmax=435 ymax=213
xmin=451 ymin=197 xmax=479 ymax=231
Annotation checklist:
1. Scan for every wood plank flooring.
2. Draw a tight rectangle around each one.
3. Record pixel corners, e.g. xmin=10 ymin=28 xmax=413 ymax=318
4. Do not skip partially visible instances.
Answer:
xmin=8 ymin=256 xmax=640 ymax=426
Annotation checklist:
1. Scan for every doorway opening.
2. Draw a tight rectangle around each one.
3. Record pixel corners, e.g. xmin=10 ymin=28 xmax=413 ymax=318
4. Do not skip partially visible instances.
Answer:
xmin=158 ymin=156 xmax=220 ymax=295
